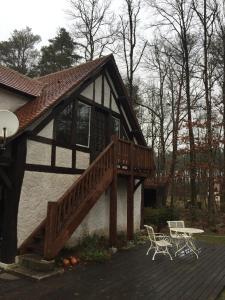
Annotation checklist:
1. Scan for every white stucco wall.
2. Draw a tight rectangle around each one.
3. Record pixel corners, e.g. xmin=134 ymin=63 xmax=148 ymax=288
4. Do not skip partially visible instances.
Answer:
xmin=56 ymin=147 xmax=72 ymax=168
xmin=111 ymin=95 xmax=120 ymax=113
xmin=120 ymin=106 xmax=132 ymax=131
xmin=95 ymin=76 xmax=102 ymax=104
xmin=81 ymin=83 xmax=94 ymax=100
xmin=26 ymin=140 xmax=52 ymax=166
xmin=105 ymin=70 xmax=118 ymax=97
xmin=37 ymin=121 xmax=54 ymax=139
xmin=18 ymin=173 xmax=142 ymax=248
xmin=66 ymin=178 xmax=142 ymax=247
xmin=76 ymin=151 xmax=90 ymax=169
xmin=104 ymin=78 xmax=110 ymax=108
xmin=0 ymin=87 xmax=28 ymax=112
xmin=18 ymin=172 xmax=80 ymax=246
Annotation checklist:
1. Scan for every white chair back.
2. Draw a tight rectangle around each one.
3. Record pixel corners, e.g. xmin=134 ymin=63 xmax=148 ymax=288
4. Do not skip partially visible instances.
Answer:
xmin=167 ymin=221 xmax=184 ymax=228
xmin=144 ymin=225 xmax=156 ymax=243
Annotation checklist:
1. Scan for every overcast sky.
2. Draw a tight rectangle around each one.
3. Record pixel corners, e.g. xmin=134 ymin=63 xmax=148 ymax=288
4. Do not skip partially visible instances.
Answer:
xmin=0 ymin=0 xmax=149 ymax=44
xmin=0 ymin=0 xmax=70 ymax=45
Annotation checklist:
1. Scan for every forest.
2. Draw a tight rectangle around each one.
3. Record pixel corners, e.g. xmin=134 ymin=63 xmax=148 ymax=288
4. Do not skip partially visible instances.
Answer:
xmin=0 ymin=0 xmax=225 ymax=222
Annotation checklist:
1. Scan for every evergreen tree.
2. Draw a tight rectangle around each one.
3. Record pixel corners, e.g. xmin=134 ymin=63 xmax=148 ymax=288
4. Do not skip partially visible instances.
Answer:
xmin=38 ymin=28 xmax=81 ymax=75
xmin=0 ymin=27 xmax=41 ymax=75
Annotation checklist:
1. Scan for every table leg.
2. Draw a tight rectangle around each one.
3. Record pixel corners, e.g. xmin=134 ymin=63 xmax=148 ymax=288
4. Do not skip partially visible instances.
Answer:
xmin=175 ymin=237 xmax=199 ymax=259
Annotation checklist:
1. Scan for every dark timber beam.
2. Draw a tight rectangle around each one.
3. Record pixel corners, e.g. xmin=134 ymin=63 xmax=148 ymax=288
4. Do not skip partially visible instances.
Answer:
xmin=1 ymin=136 xmax=27 ymax=263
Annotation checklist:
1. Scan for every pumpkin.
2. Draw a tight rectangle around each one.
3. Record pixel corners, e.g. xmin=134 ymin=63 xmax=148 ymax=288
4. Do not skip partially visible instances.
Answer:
xmin=63 ymin=258 xmax=70 ymax=267
xmin=70 ymin=256 xmax=78 ymax=265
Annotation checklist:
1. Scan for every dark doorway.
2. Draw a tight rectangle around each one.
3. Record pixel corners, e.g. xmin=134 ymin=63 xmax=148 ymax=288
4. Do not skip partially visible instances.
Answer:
xmin=91 ymin=108 xmax=109 ymax=160
xmin=144 ymin=188 xmax=157 ymax=208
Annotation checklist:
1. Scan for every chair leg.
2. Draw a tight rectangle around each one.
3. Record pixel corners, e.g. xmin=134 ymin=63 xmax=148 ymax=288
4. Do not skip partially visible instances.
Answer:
xmin=146 ymin=241 xmax=153 ymax=255
xmin=166 ymin=247 xmax=173 ymax=260
xmin=146 ymin=246 xmax=152 ymax=255
xmin=152 ymin=249 xmax=157 ymax=260
xmin=152 ymin=246 xmax=173 ymax=261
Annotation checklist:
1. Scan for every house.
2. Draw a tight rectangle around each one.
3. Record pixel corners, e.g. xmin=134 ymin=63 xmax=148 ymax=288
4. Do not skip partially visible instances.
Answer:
xmin=144 ymin=176 xmax=169 ymax=208
xmin=0 ymin=55 xmax=154 ymax=264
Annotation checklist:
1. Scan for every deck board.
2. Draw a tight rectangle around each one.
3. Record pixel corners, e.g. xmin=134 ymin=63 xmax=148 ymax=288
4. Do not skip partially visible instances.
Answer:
xmin=1 ymin=243 xmax=225 ymax=299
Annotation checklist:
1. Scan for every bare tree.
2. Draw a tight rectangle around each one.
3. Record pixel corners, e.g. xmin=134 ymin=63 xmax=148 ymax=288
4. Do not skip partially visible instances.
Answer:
xmin=118 ymin=0 xmax=147 ymax=104
xmin=147 ymin=0 xmax=198 ymax=207
xmin=166 ymin=53 xmax=185 ymax=207
xmin=67 ymin=0 xmax=116 ymax=61
xmin=215 ymin=0 xmax=225 ymax=207
xmin=192 ymin=0 xmax=219 ymax=222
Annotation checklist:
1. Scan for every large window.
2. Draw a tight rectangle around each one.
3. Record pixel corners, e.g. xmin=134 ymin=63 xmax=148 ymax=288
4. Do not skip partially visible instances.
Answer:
xmin=112 ymin=117 xmax=120 ymax=137
xmin=55 ymin=102 xmax=73 ymax=145
xmin=76 ymin=102 xmax=91 ymax=147
xmin=55 ymin=101 xmax=91 ymax=148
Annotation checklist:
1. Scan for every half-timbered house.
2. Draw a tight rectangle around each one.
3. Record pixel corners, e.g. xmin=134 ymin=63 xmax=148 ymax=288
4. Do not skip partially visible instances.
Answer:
xmin=0 ymin=55 xmax=154 ymax=263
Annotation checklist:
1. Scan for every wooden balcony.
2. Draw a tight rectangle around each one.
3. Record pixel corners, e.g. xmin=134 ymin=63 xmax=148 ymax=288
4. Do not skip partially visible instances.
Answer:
xmin=116 ymin=138 xmax=154 ymax=178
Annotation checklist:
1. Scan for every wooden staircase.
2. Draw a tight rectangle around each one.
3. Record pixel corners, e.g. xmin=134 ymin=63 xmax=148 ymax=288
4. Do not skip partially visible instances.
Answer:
xmin=19 ymin=137 xmax=153 ymax=260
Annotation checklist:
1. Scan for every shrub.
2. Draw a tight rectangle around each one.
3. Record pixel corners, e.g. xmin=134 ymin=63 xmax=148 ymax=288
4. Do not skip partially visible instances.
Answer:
xmin=77 ymin=234 xmax=111 ymax=263
xmin=144 ymin=207 xmax=180 ymax=231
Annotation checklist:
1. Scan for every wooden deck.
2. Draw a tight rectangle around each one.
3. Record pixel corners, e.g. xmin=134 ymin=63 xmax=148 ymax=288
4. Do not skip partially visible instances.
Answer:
xmin=1 ymin=242 xmax=225 ymax=299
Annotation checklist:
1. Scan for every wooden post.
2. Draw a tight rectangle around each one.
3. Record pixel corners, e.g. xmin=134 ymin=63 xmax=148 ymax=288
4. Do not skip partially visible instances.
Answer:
xmin=127 ymin=142 xmax=134 ymax=240
xmin=140 ymin=184 xmax=144 ymax=229
xmin=127 ymin=175 xmax=134 ymax=240
xmin=109 ymin=140 xmax=117 ymax=246
xmin=109 ymin=173 xmax=117 ymax=246
xmin=44 ymin=202 xmax=58 ymax=260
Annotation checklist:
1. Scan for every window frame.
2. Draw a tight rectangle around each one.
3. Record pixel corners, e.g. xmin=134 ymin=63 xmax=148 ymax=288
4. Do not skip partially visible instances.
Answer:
xmin=75 ymin=101 xmax=91 ymax=148
xmin=111 ymin=115 xmax=121 ymax=138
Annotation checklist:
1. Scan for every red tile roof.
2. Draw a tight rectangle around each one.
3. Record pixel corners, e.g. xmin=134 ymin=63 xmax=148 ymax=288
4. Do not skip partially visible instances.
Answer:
xmin=0 ymin=65 xmax=44 ymax=97
xmin=15 ymin=55 xmax=111 ymax=131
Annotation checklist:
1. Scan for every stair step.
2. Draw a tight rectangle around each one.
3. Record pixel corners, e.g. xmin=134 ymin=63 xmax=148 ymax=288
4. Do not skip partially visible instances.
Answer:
xmin=17 ymin=254 xmax=55 ymax=272
xmin=9 ymin=264 xmax=63 ymax=280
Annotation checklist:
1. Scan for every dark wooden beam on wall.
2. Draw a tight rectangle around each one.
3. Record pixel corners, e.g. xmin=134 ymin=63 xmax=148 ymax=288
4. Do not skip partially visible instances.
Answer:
xmin=25 ymin=164 xmax=84 ymax=175
xmin=0 ymin=167 xmax=12 ymax=189
xmin=1 ymin=136 xmax=27 ymax=263
xmin=101 ymin=74 xmax=104 ymax=106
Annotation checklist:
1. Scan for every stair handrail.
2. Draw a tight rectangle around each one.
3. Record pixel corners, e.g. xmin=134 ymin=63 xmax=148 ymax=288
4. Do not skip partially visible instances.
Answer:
xmin=44 ymin=139 xmax=116 ymax=258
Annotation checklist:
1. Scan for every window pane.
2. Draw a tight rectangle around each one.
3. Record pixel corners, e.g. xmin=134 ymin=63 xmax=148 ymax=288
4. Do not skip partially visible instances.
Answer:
xmin=76 ymin=102 xmax=91 ymax=147
xmin=55 ymin=103 xmax=73 ymax=145
xmin=121 ymin=126 xmax=129 ymax=140
xmin=112 ymin=117 xmax=120 ymax=137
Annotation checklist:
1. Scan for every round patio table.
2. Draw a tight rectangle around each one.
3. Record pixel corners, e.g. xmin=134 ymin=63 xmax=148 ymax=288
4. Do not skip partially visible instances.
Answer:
xmin=170 ymin=227 xmax=204 ymax=259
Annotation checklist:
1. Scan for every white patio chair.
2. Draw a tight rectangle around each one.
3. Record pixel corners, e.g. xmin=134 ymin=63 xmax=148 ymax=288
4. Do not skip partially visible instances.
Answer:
xmin=167 ymin=220 xmax=191 ymax=250
xmin=144 ymin=225 xmax=173 ymax=260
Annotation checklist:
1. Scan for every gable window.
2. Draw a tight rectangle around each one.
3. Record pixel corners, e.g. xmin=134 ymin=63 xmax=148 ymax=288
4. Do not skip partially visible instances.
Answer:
xmin=55 ymin=102 xmax=73 ymax=145
xmin=112 ymin=116 xmax=120 ymax=137
xmin=76 ymin=102 xmax=91 ymax=147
